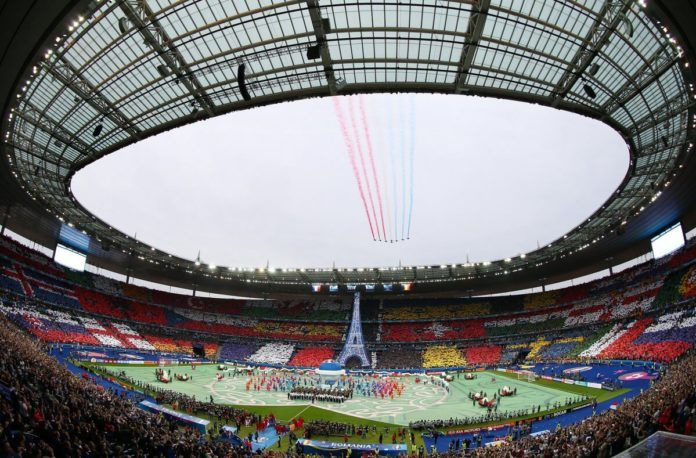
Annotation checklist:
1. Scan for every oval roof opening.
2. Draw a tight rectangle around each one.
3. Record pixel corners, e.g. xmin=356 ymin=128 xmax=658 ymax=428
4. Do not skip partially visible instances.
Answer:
xmin=72 ymin=93 xmax=629 ymax=269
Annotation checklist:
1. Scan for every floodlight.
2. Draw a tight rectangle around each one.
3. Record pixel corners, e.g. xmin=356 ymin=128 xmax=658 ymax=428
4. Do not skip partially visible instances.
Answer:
xmin=156 ymin=64 xmax=171 ymax=78
xmin=582 ymin=83 xmax=596 ymax=99
xmin=92 ymin=123 xmax=103 ymax=137
xmin=117 ymin=17 xmax=130 ymax=34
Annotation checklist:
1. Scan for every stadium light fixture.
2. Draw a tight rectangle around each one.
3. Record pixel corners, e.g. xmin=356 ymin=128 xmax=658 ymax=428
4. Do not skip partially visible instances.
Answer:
xmin=156 ymin=65 xmax=171 ymax=78
xmin=582 ymin=83 xmax=597 ymax=99
xmin=92 ymin=122 xmax=103 ymax=137
xmin=117 ymin=17 xmax=130 ymax=34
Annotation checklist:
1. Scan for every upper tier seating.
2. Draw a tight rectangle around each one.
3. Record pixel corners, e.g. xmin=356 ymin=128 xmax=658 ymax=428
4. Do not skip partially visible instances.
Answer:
xmin=679 ymin=265 xmax=696 ymax=299
xmin=381 ymin=301 xmax=490 ymax=321
xmin=243 ymin=300 xmax=349 ymax=321
xmin=75 ymin=287 xmax=126 ymax=318
xmin=522 ymin=291 xmax=559 ymax=311
xmin=382 ymin=320 xmax=485 ymax=342
xmin=0 ymin=234 xmax=695 ymax=370
xmin=124 ymin=300 xmax=168 ymax=325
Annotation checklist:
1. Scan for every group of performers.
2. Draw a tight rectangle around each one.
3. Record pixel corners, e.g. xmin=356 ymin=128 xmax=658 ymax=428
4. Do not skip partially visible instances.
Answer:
xmin=155 ymin=367 xmax=191 ymax=383
xmin=155 ymin=367 xmax=171 ymax=383
xmin=354 ymin=377 xmax=406 ymax=399
xmin=233 ymin=370 xmax=412 ymax=404
xmin=288 ymin=386 xmax=352 ymax=403
xmin=468 ymin=385 xmax=517 ymax=409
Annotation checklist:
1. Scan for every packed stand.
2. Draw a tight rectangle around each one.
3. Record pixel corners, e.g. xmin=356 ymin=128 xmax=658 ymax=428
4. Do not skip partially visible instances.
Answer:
xmin=287 ymin=347 xmax=336 ymax=367
xmin=0 ymin=316 xmax=252 ymax=457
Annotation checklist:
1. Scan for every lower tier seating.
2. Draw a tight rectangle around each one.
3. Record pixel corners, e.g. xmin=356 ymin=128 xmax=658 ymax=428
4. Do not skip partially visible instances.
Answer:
xmin=422 ymin=345 xmax=466 ymax=368
xmin=464 ymin=345 xmax=502 ymax=366
xmin=287 ymin=347 xmax=336 ymax=367
xmin=247 ymin=343 xmax=295 ymax=365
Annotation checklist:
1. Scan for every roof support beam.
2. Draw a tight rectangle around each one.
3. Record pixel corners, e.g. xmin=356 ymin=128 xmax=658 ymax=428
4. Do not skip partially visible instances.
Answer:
xmin=602 ymin=46 xmax=680 ymax=114
xmin=305 ymin=0 xmax=338 ymax=94
xmin=10 ymin=135 xmax=68 ymax=170
xmin=13 ymin=103 xmax=93 ymax=158
xmin=628 ymin=93 xmax=693 ymax=136
xmin=119 ymin=0 xmax=216 ymax=116
xmin=551 ymin=0 xmax=632 ymax=106
xmin=41 ymin=57 xmax=141 ymax=139
xmin=633 ymin=160 xmax=674 ymax=177
xmin=454 ymin=0 xmax=490 ymax=92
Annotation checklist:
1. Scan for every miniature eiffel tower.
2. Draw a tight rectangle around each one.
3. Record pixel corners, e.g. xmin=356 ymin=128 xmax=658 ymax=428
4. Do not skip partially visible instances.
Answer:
xmin=337 ymin=292 xmax=370 ymax=367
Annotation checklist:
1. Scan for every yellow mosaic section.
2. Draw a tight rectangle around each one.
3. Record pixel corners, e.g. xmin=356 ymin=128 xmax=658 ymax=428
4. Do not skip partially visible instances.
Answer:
xmin=422 ymin=346 xmax=466 ymax=368
xmin=383 ymin=302 xmax=490 ymax=321
xmin=523 ymin=291 xmax=558 ymax=311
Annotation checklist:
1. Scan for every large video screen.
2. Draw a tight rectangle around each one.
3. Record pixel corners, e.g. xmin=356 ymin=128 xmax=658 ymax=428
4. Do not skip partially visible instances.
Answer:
xmin=58 ymin=223 xmax=90 ymax=252
xmin=651 ymin=222 xmax=685 ymax=259
xmin=54 ymin=243 xmax=87 ymax=271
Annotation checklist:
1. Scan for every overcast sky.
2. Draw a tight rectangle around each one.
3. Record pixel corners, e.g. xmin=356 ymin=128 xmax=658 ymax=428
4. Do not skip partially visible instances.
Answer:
xmin=71 ymin=94 xmax=628 ymax=269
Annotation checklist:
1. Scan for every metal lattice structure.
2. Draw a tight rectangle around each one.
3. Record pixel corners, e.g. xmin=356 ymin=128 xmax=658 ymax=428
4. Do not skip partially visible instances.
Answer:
xmin=337 ymin=292 xmax=370 ymax=367
xmin=1 ymin=0 xmax=694 ymax=288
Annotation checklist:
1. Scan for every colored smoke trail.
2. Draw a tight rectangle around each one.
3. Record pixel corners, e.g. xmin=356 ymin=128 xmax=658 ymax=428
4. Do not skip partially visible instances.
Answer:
xmin=407 ymin=95 xmax=415 ymax=239
xmin=332 ymin=97 xmax=376 ymax=240
xmin=399 ymin=97 xmax=407 ymax=240
xmin=389 ymin=97 xmax=399 ymax=242
xmin=333 ymin=94 xmax=415 ymax=243
xmin=358 ymin=95 xmax=388 ymax=243
xmin=347 ymin=96 xmax=382 ymax=241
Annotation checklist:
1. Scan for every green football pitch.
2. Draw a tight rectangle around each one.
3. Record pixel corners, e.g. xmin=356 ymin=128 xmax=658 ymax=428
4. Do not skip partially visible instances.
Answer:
xmin=106 ymin=364 xmax=597 ymax=426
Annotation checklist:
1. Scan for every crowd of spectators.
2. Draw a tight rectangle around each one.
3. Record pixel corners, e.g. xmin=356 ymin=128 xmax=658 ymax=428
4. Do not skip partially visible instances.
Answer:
xmin=247 ymin=343 xmax=295 ymax=365
xmin=1 ymin=296 xmax=696 ymax=456
xmin=287 ymin=347 xmax=336 ymax=367
xmin=469 ymin=351 xmax=696 ymax=457
xmin=422 ymin=346 xmax=466 ymax=368
xmin=303 ymin=420 xmax=353 ymax=437
xmin=375 ymin=348 xmax=423 ymax=369
xmin=0 ymin=316 xmax=262 ymax=456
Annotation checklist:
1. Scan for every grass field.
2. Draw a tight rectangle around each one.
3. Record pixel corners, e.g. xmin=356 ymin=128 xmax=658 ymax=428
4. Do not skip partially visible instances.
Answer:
xmin=82 ymin=362 xmax=631 ymax=448
xmin=91 ymin=363 xmax=625 ymax=426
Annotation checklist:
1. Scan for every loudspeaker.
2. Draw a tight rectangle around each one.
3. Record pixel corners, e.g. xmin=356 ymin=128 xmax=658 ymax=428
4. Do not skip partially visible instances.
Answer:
xmin=306 ymin=43 xmax=322 ymax=60
xmin=237 ymin=64 xmax=251 ymax=101
xmin=322 ymin=18 xmax=331 ymax=33
xmin=192 ymin=343 xmax=205 ymax=357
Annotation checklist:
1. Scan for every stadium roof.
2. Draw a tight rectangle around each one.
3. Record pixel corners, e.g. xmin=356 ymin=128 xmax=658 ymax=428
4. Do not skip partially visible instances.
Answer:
xmin=1 ymin=0 xmax=696 ymax=296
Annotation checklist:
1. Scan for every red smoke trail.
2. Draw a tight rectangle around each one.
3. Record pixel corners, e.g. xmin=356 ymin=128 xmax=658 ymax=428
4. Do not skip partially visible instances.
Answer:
xmin=358 ymin=95 xmax=388 ymax=243
xmin=332 ymin=97 xmax=376 ymax=240
xmin=347 ymin=96 xmax=382 ymax=241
